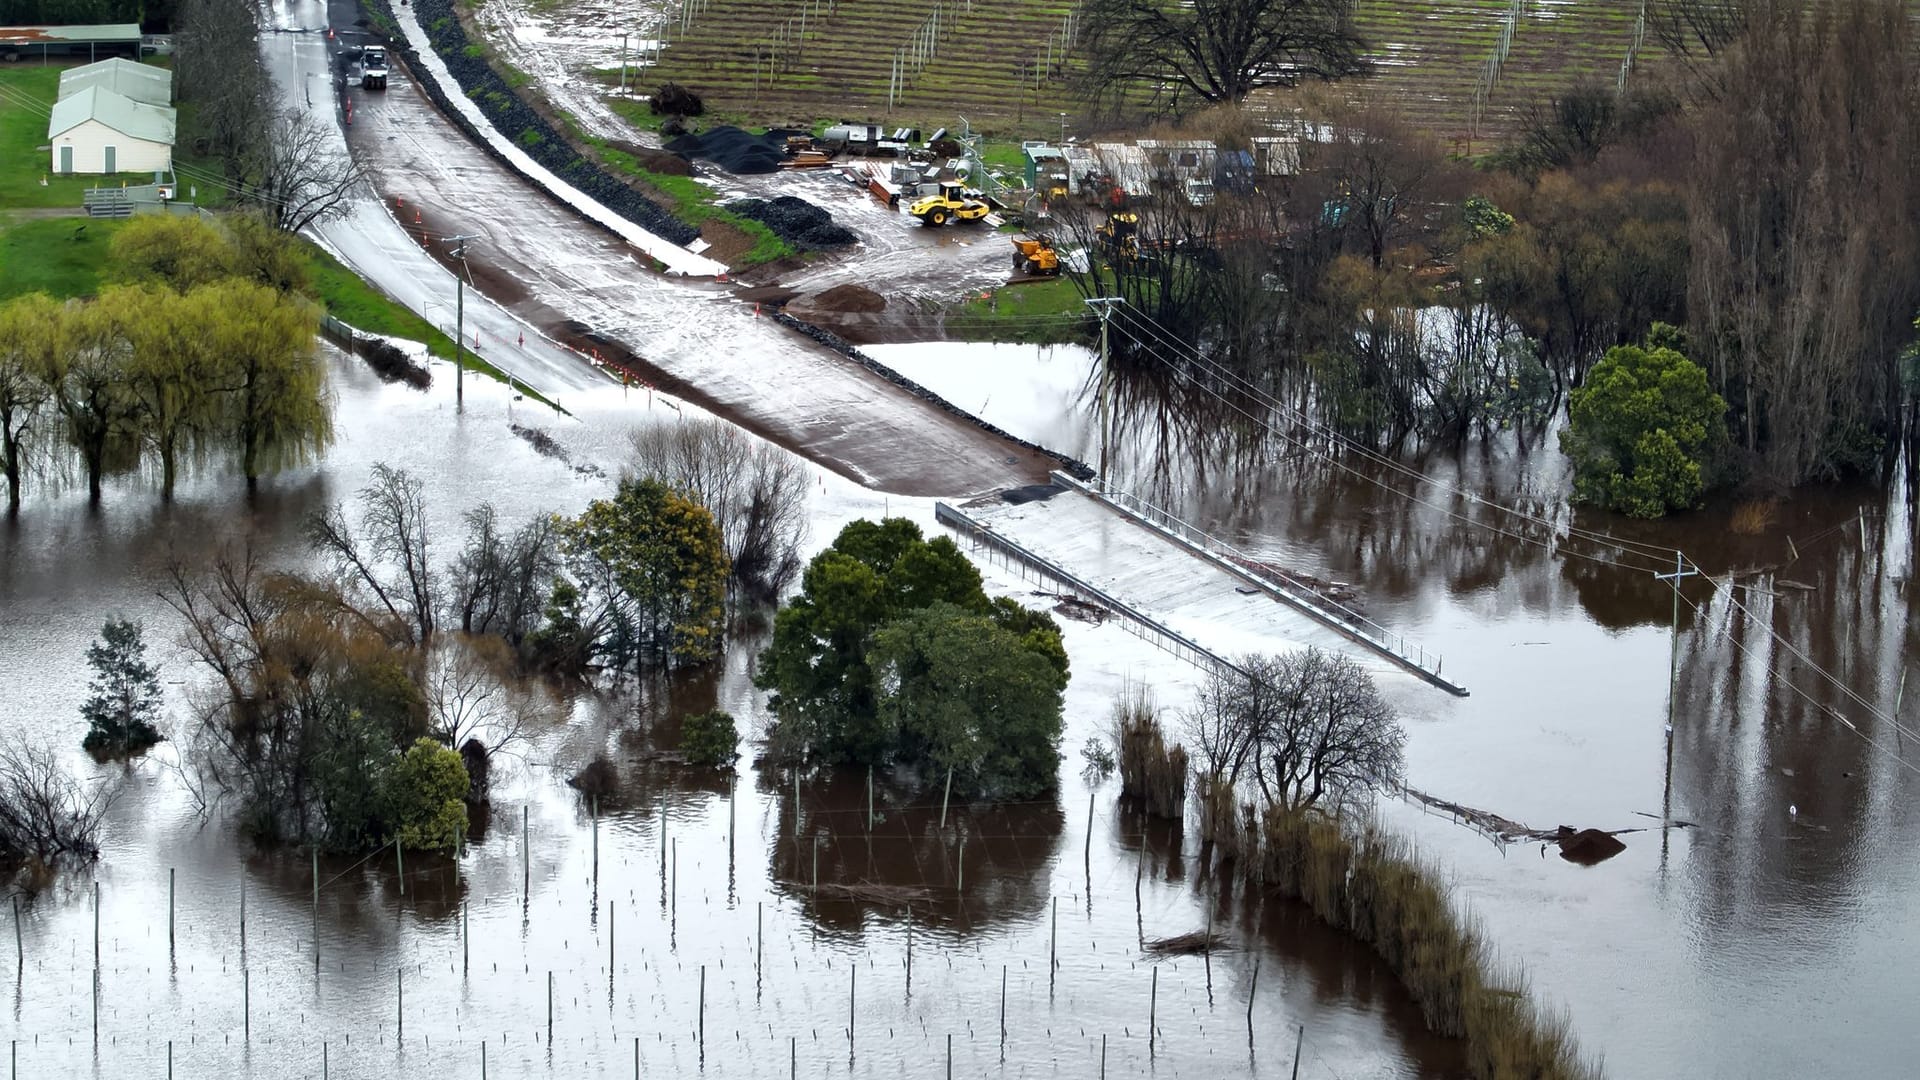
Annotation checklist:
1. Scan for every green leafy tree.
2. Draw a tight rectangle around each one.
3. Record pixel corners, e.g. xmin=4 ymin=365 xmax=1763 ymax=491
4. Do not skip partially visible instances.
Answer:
xmin=757 ymin=518 xmax=987 ymax=765
xmin=196 ymin=279 xmax=331 ymax=489
xmin=1561 ymin=329 xmax=1728 ymax=518
xmin=381 ymin=738 xmax=469 ymax=850
xmin=558 ymin=479 xmax=729 ymax=669
xmin=0 ymin=293 xmax=62 ymax=511
xmin=680 ymin=709 xmax=740 ymax=768
xmin=868 ymin=603 xmax=1068 ymax=798
xmin=50 ymin=293 xmax=144 ymax=503
xmin=115 ymin=285 xmax=219 ymax=500
xmin=756 ymin=518 xmax=1068 ymax=785
xmin=80 ymin=618 xmax=164 ymax=756
xmin=106 ymin=215 xmax=235 ymax=292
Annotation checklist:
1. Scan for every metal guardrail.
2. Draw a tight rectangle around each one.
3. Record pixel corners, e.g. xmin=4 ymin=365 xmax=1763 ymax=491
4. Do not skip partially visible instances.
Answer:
xmin=1050 ymin=471 xmax=1470 ymax=697
xmin=934 ymin=501 xmax=1246 ymax=680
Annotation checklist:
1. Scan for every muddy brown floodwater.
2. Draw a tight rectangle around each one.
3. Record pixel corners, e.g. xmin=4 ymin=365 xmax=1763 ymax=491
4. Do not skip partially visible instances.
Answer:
xmin=0 ymin=350 xmax=1463 ymax=1079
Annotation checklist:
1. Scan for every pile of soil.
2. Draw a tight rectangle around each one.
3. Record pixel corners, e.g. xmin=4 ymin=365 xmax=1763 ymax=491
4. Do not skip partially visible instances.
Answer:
xmin=666 ymin=126 xmax=804 ymax=174
xmin=722 ymin=196 xmax=856 ymax=250
xmin=609 ymin=139 xmax=692 ymax=177
xmin=806 ymin=283 xmax=886 ymax=313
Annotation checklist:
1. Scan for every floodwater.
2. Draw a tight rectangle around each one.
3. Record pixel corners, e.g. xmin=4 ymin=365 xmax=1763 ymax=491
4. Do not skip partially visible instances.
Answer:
xmin=0 ymin=349 xmax=1462 ymax=1078
xmin=875 ymin=339 xmax=1920 ymax=1078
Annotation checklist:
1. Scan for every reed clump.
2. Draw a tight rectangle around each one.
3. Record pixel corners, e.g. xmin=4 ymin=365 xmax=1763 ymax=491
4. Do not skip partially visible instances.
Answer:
xmin=1112 ymin=684 xmax=1187 ymax=820
xmin=1258 ymin=805 xmax=1600 ymax=1080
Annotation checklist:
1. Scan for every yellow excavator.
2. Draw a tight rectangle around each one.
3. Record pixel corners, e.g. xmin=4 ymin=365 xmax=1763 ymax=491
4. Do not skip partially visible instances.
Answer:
xmin=1011 ymin=237 xmax=1060 ymax=276
xmin=909 ymin=182 xmax=991 ymax=226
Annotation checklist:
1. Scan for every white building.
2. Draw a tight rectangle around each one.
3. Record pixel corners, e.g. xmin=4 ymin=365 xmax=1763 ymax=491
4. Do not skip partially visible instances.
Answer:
xmin=58 ymin=56 xmax=171 ymax=106
xmin=48 ymin=83 xmax=175 ymax=175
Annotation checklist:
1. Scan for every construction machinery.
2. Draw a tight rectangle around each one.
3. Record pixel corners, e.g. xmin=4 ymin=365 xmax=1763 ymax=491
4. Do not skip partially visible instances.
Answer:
xmin=908 ymin=182 xmax=991 ymax=226
xmin=1097 ymin=211 xmax=1139 ymax=261
xmin=360 ymin=45 xmax=388 ymax=91
xmin=1011 ymin=237 xmax=1060 ymax=276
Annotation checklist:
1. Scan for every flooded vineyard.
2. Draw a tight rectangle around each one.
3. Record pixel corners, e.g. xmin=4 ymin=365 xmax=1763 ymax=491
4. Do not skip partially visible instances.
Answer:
xmin=0 ymin=350 xmax=1458 ymax=1078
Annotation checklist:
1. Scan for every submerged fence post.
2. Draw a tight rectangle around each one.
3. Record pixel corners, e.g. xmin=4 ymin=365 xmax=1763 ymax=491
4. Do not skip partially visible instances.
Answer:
xmin=168 ymin=867 xmax=174 ymax=951
xmin=397 ymin=966 xmax=403 ymax=1040
xmin=523 ymin=805 xmax=531 ymax=901
xmin=312 ymin=847 xmax=320 ymax=972
xmin=999 ymin=965 xmax=1007 ymax=1044
xmin=1049 ymin=896 xmax=1058 ymax=989
xmin=1291 ymin=1024 xmax=1304 ymax=1080
xmin=1247 ymin=957 xmax=1260 ymax=1034
xmin=848 ymin=965 xmax=856 ymax=1052
xmin=699 ymin=964 xmax=707 ymax=1050
xmin=757 ymin=901 xmax=764 ymax=979
xmin=1148 ymin=965 xmax=1158 ymax=1052
xmin=940 ymin=767 xmax=953 ymax=829
xmin=243 ymin=968 xmax=250 ymax=1041
xmin=396 ymin=840 xmax=404 ymax=897
xmin=463 ymin=900 xmax=470 ymax=976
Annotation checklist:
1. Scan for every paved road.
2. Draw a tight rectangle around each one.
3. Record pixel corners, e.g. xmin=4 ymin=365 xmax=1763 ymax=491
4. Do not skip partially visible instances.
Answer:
xmin=258 ymin=0 xmax=610 ymax=396
xmin=323 ymin=6 xmax=1053 ymax=496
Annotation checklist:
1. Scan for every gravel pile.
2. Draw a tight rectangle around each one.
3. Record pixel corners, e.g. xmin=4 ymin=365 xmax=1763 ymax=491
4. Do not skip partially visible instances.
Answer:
xmin=385 ymin=0 xmax=699 ymax=247
xmin=722 ymin=196 xmax=856 ymax=250
xmin=665 ymin=126 xmax=803 ymax=174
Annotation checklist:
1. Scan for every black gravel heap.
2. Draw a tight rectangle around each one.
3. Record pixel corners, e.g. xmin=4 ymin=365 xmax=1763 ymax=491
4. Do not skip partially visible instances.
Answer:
xmin=382 ymin=0 xmax=699 ymax=247
xmin=664 ymin=126 xmax=807 ymax=174
xmin=722 ymin=196 xmax=856 ymax=250
xmin=769 ymin=311 xmax=1094 ymax=480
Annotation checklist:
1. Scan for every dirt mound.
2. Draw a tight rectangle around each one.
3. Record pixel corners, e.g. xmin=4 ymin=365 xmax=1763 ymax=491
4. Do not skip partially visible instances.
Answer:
xmin=807 ymin=283 xmax=886 ymax=313
xmin=723 ymin=196 xmax=856 ymax=250
xmin=666 ymin=126 xmax=805 ymax=175
xmin=1554 ymin=827 xmax=1627 ymax=865
xmin=609 ymin=140 xmax=692 ymax=177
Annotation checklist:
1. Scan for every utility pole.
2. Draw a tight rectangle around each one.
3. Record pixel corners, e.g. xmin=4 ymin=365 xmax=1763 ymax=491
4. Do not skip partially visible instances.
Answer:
xmin=1653 ymin=549 xmax=1699 ymax=869
xmin=1084 ymin=297 xmax=1122 ymax=478
xmin=619 ymin=34 xmax=630 ymax=94
xmin=443 ymin=236 xmax=478 ymax=411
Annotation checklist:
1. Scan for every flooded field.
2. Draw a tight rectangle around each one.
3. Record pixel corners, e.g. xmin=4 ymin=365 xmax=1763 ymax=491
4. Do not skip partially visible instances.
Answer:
xmin=877 ymin=340 xmax=1920 ymax=1077
xmin=0 ymin=349 xmax=1460 ymax=1077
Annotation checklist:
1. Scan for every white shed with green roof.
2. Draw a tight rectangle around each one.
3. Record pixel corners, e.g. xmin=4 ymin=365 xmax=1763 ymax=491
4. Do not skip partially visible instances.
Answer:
xmin=59 ymin=58 xmax=172 ymax=107
xmin=48 ymin=85 xmax=174 ymax=175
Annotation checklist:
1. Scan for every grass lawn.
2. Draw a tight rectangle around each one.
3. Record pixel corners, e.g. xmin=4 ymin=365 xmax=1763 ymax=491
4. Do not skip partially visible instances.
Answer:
xmin=0 ymin=215 xmax=123 ymax=300
xmin=0 ymin=63 xmax=172 ymax=209
xmin=299 ymin=239 xmax=562 ymax=409
xmin=947 ymin=274 xmax=1091 ymax=345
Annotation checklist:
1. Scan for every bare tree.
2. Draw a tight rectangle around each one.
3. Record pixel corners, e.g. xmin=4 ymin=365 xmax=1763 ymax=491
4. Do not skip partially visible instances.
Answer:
xmin=422 ymin=633 xmax=546 ymax=798
xmin=257 ymin=110 xmax=371 ymax=235
xmin=626 ymin=419 xmax=809 ymax=601
xmin=306 ymin=463 xmax=436 ymax=645
xmin=0 ymin=740 xmax=115 ymax=868
xmin=1078 ymin=0 xmax=1369 ymax=116
xmin=1685 ymin=0 xmax=1920 ymax=485
xmin=1189 ymin=648 xmax=1404 ymax=814
xmin=446 ymin=503 xmax=562 ymax=644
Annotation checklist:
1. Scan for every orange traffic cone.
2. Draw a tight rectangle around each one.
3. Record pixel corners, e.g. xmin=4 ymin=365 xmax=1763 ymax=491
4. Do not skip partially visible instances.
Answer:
xmin=414 ymin=208 xmax=421 ymax=223
xmin=397 ymin=195 xmax=404 ymax=207
xmin=716 ymin=272 xmax=729 ymax=283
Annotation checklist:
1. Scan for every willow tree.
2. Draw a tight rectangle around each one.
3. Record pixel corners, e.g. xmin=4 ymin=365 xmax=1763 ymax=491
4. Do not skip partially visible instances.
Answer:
xmin=52 ymin=296 xmax=143 ymax=503
xmin=115 ymin=285 xmax=220 ymax=500
xmin=0 ymin=293 xmax=63 ymax=511
xmin=196 ymin=280 xmax=331 ymax=488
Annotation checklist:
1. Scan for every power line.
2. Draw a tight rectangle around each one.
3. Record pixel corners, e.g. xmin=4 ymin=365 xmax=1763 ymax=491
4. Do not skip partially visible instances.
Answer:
xmin=1106 ymin=305 xmax=1920 ymax=775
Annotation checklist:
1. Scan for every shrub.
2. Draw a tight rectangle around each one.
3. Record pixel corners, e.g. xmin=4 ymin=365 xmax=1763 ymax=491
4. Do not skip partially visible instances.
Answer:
xmin=1111 ymin=684 xmax=1185 ymax=819
xmin=1561 ymin=328 xmax=1727 ymax=518
xmin=650 ymin=82 xmax=704 ymax=117
xmin=680 ymin=709 xmax=740 ymax=768
xmin=383 ymin=739 xmax=469 ymax=851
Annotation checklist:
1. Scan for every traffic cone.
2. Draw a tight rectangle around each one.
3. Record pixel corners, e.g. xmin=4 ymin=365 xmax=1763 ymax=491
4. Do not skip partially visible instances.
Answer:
xmin=414 ymin=208 xmax=421 ymax=223
xmin=397 ymin=195 xmax=404 ymax=207
xmin=753 ymin=302 xmax=760 ymax=316
xmin=717 ymin=272 xmax=729 ymax=283
xmin=518 ymin=332 xmax=524 ymax=348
